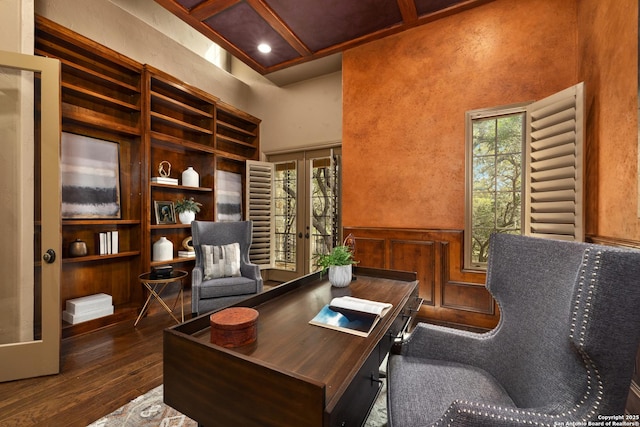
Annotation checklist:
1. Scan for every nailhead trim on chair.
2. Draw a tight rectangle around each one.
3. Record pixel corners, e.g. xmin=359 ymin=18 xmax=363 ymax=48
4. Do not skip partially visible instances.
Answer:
xmin=434 ymin=249 xmax=605 ymax=427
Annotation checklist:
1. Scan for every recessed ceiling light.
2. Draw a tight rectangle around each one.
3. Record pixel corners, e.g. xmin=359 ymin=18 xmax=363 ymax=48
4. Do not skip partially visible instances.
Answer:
xmin=257 ymin=43 xmax=272 ymax=54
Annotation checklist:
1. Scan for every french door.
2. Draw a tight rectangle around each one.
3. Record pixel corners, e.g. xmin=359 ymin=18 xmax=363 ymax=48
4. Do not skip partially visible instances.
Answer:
xmin=268 ymin=147 xmax=341 ymax=282
xmin=0 ymin=51 xmax=61 ymax=381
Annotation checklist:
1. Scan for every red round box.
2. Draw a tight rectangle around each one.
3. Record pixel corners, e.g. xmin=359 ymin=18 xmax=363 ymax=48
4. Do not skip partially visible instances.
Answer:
xmin=209 ymin=307 xmax=259 ymax=348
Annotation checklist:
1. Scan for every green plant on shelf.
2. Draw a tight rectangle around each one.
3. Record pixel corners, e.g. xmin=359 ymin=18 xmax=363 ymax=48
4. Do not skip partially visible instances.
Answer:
xmin=174 ymin=197 xmax=202 ymax=214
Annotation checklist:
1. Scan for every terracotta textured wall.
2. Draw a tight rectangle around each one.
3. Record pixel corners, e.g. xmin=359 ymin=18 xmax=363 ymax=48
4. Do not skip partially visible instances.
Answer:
xmin=578 ymin=0 xmax=639 ymax=240
xmin=342 ymin=0 xmax=578 ymax=229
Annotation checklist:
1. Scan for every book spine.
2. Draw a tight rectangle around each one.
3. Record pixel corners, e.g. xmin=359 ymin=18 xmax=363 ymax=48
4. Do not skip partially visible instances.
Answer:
xmin=98 ymin=232 xmax=106 ymax=255
xmin=111 ymin=230 xmax=119 ymax=254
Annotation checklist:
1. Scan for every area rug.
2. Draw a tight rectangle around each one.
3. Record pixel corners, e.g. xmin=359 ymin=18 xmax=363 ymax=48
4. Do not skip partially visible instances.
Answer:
xmin=88 ymin=380 xmax=387 ymax=426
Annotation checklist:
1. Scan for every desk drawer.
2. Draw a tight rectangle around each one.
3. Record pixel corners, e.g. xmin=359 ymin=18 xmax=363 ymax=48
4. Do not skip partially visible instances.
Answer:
xmin=328 ymin=348 xmax=381 ymax=427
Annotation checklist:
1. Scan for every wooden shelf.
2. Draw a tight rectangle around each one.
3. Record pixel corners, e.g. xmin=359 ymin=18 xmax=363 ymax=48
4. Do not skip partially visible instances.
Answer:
xmin=59 ymin=59 xmax=141 ymax=94
xmin=150 ymin=257 xmax=196 ymax=267
xmin=217 ymin=120 xmax=257 ymax=137
xmin=151 ymin=90 xmax=213 ymax=118
xmin=150 ymin=111 xmax=213 ymax=135
xmin=63 ymin=219 xmax=141 ymax=226
xmin=62 ymin=103 xmax=141 ymax=136
xmin=62 ymin=82 xmax=140 ymax=112
xmin=150 ymin=224 xmax=192 ymax=230
xmin=217 ymin=133 xmax=258 ymax=148
xmin=63 ymin=251 xmax=141 ymax=264
xmin=151 ymin=183 xmax=212 ymax=192
xmin=215 ymin=102 xmax=260 ymax=162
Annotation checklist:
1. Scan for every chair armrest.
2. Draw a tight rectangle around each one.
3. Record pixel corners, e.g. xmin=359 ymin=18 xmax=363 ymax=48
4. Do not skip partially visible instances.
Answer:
xmin=240 ymin=262 xmax=263 ymax=290
xmin=402 ymin=322 xmax=495 ymax=363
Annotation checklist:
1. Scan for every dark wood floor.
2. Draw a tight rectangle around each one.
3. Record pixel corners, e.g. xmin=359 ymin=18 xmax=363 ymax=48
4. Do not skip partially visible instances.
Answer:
xmin=0 ymin=281 xmax=281 ymax=427
xmin=0 ymin=303 xmax=175 ymax=426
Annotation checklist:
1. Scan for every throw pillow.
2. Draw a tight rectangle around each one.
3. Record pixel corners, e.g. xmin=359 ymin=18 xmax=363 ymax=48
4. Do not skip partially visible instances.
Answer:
xmin=202 ymin=243 xmax=241 ymax=280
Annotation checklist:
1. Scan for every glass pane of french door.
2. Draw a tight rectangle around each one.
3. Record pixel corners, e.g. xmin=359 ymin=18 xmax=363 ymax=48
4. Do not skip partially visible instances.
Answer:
xmin=0 ymin=51 xmax=61 ymax=381
xmin=274 ymin=161 xmax=297 ymax=271
xmin=308 ymin=157 xmax=339 ymax=272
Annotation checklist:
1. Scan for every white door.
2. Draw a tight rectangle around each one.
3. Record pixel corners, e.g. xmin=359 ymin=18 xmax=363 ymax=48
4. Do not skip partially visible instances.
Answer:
xmin=0 ymin=50 xmax=61 ymax=381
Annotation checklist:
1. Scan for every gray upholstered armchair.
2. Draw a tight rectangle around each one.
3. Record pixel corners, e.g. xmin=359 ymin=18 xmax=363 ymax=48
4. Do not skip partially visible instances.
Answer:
xmin=191 ymin=220 xmax=263 ymax=316
xmin=388 ymin=233 xmax=640 ymax=427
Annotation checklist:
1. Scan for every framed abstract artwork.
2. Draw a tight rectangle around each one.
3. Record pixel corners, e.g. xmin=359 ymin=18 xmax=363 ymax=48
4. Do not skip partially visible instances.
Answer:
xmin=61 ymin=132 xmax=121 ymax=219
xmin=215 ymin=170 xmax=242 ymax=221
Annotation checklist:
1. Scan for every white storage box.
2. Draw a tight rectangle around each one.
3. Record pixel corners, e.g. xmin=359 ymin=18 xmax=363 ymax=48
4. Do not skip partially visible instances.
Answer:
xmin=65 ymin=293 xmax=112 ymax=315
xmin=63 ymin=305 xmax=114 ymax=324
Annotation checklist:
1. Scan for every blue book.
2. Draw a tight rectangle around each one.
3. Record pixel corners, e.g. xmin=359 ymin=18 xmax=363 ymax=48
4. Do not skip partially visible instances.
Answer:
xmin=309 ymin=297 xmax=392 ymax=337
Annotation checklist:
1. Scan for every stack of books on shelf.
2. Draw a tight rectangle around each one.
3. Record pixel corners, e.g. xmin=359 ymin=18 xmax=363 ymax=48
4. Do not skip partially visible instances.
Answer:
xmin=98 ymin=231 xmax=118 ymax=255
xmin=178 ymin=250 xmax=195 ymax=258
xmin=151 ymin=176 xmax=178 ymax=185
xmin=62 ymin=293 xmax=114 ymax=324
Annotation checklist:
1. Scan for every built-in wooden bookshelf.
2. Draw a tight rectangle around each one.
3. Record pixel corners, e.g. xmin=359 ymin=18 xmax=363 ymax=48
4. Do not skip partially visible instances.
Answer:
xmin=35 ymin=16 xmax=261 ymax=336
xmin=143 ymin=65 xmax=218 ymax=272
xmin=36 ymin=16 xmax=144 ymax=337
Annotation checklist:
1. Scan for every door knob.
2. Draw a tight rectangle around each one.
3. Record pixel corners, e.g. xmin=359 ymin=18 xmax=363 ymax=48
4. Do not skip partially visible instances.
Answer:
xmin=42 ymin=249 xmax=56 ymax=264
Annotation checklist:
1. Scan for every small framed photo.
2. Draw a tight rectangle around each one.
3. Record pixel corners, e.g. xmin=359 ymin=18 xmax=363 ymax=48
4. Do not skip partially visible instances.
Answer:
xmin=154 ymin=201 xmax=176 ymax=224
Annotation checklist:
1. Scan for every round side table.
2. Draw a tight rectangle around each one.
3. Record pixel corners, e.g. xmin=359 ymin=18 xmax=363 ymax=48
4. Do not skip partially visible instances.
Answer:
xmin=134 ymin=270 xmax=188 ymax=327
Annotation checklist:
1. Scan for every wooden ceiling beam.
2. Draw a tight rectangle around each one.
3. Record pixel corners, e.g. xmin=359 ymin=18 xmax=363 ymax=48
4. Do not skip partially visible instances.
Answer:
xmin=246 ymin=0 xmax=313 ymax=57
xmin=396 ymin=0 xmax=418 ymax=24
xmin=190 ymin=0 xmax=241 ymax=21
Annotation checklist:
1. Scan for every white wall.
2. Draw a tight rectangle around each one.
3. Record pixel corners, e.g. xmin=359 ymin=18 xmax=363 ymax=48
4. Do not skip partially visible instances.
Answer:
xmin=233 ymin=58 xmax=343 ymax=154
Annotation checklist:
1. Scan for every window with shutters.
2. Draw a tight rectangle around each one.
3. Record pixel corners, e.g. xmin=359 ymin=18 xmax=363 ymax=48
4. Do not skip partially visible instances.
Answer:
xmin=465 ymin=83 xmax=585 ymax=270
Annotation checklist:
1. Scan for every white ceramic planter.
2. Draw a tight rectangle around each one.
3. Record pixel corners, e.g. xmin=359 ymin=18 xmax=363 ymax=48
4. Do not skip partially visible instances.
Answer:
xmin=328 ymin=264 xmax=352 ymax=288
xmin=153 ymin=236 xmax=173 ymax=262
xmin=182 ymin=166 xmax=199 ymax=187
xmin=178 ymin=211 xmax=196 ymax=224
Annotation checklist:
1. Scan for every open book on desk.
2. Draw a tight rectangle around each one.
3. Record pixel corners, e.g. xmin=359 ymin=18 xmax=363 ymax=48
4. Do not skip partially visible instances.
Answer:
xmin=309 ymin=296 xmax=393 ymax=337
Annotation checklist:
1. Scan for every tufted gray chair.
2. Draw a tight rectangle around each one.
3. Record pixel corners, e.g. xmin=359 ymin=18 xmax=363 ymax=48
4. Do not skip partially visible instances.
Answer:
xmin=388 ymin=233 xmax=640 ymax=427
xmin=191 ymin=220 xmax=263 ymax=316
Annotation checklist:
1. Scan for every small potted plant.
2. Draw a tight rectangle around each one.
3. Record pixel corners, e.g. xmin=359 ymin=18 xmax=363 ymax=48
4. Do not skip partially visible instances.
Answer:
xmin=174 ymin=197 xmax=202 ymax=224
xmin=314 ymin=245 xmax=358 ymax=287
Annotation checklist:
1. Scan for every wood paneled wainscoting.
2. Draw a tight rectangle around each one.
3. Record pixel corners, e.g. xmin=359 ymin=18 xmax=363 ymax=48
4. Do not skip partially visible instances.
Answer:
xmin=343 ymin=227 xmax=498 ymax=330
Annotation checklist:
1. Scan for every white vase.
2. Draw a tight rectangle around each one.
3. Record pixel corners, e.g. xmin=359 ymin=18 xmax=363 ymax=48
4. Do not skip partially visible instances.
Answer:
xmin=182 ymin=166 xmax=199 ymax=187
xmin=153 ymin=236 xmax=173 ymax=262
xmin=328 ymin=265 xmax=352 ymax=288
xmin=178 ymin=211 xmax=196 ymax=224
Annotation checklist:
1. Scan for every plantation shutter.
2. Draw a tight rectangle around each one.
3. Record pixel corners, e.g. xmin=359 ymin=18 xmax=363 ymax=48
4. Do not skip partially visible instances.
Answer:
xmin=525 ymin=82 xmax=584 ymax=241
xmin=245 ymin=160 xmax=274 ymax=268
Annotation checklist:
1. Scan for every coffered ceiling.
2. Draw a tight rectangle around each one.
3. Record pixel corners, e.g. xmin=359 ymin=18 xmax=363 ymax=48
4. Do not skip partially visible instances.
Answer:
xmin=154 ymin=0 xmax=494 ymax=77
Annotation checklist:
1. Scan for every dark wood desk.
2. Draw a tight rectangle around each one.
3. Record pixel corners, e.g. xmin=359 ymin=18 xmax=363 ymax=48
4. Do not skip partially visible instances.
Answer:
xmin=163 ymin=267 xmax=420 ymax=427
